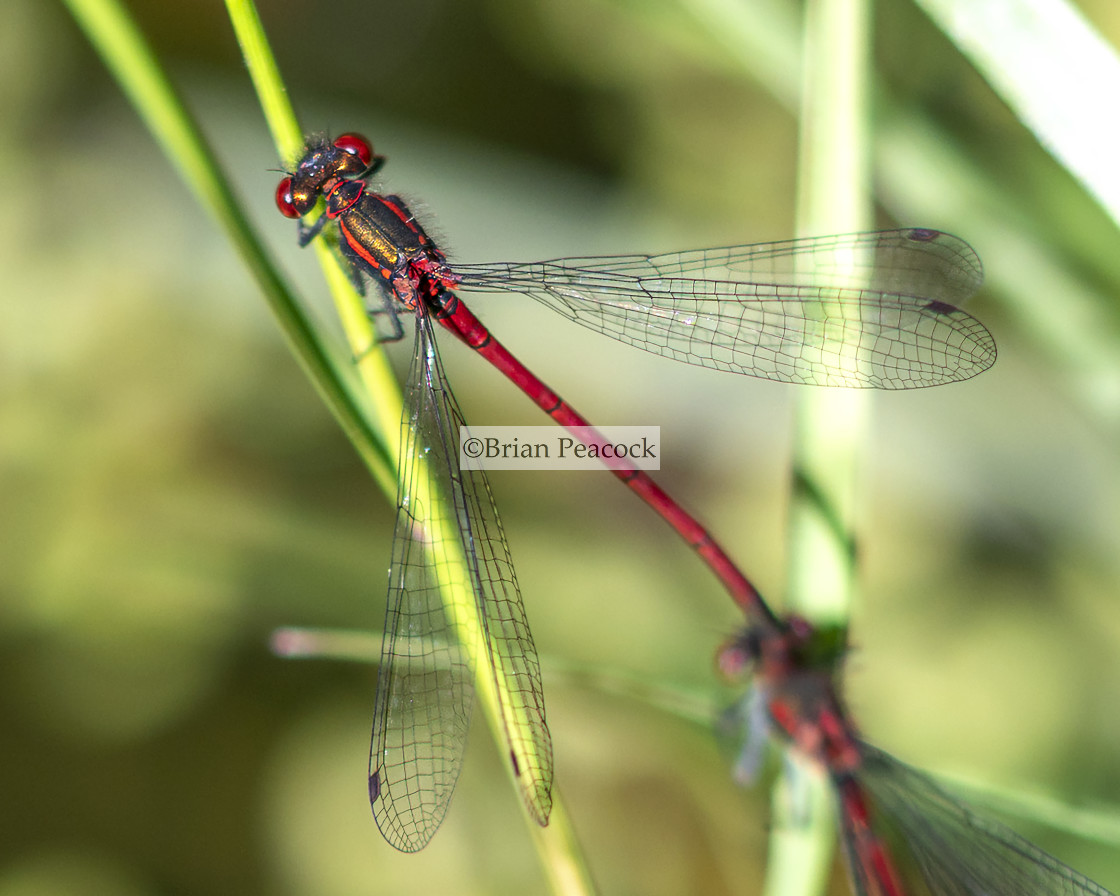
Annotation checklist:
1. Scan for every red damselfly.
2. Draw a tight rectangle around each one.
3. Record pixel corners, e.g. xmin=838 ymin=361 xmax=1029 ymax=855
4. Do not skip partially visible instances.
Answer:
xmin=719 ymin=617 xmax=1115 ymax=896
xmin=276 ymin=133 xmax=996 ymax=851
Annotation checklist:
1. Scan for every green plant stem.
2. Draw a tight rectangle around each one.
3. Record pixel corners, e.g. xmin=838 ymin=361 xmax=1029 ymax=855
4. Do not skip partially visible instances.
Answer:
xmin=224 ymin=5 xmax=592 ymax=881
xmin=225 ymin=2 xmax=594 ymax=885
xmin=62 ymin=0 xmax=594 ymax=887
xmin=60 ymin=0 xmax=396 ymax=498
xmin=669 ymin=0 xmax=1120 ymax=431
xmin=275 ymin=623 xmax=1120 ymax=852
xmin=768 ymin=0 xmax=872 ymax=894
xmin=224 ymin=0 xmax=403 ymax=457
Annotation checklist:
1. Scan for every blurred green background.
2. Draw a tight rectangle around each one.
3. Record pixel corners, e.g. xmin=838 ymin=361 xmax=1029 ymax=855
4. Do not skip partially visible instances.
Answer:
xmin=4 ymin=0 xmax=1120 ymax=893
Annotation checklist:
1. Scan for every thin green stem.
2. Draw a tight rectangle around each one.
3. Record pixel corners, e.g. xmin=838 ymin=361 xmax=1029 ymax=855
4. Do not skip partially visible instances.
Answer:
xmin=224 ymin=0 xmax=403 ymax=455
xmin=62 ymin=0 xmax=593 ymax=887
xmin=667 ymin=0 xmax=1120 ymax=432
xmin=274 ymin=622 xmax=1120 ymax=851
xmin=225 ymin=4 xmax=589 ymax=879
xmin=767 ymin=0 xmax=873 ymax=894
xmin=60 ymin=0 xmax=396 ymax=497
xmin=225 ymin=1 xmax=593 ymax=884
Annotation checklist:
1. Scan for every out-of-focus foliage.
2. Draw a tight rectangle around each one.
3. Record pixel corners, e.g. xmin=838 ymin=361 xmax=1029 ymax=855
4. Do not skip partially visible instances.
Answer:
xmin=3 ymin=0 xmax=1120 ymax=893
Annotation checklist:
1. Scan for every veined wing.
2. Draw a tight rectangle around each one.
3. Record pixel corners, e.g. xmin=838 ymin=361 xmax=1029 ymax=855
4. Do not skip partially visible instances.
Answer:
xmin=523 ymin=229 xmax=983 ymax=304
xmin=840 ymin=743 xmax=1115 ymax=896
xmin=368 ymin=310 xmax=552 ymax=852
xmin=453 ymin=229 xmax=995 ymax=389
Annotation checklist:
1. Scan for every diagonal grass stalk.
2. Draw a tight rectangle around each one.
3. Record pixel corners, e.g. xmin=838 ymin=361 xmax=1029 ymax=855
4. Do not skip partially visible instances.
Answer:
xmin=275 ymin=622 xmax=1120 ymax=853
xmin=59 ymin=0 xmax=396 ymax=497
xmin=914 ymin=0 xmax=1120 ymax=229
xmin=225 ymin=4 xmax=590 ymax=878
xmin=61 ymin=0 xmax=592 ymax=889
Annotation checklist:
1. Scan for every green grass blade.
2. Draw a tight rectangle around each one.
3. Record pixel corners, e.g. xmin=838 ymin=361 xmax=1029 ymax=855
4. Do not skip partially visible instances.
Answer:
xmin=223 ymin=0 xmax=404 ymax=457
xmin=224 ymin=1 xmax=595 ymax=886
xmin=62 ymin=0 xmax=593 ymax=885
xmin=60 ymin=0 xmax=396 ymax=497
xmin=663 ymin=0 xmax=1120 ymax=430
xmin=274 ymin=622 xmax=1120 ymax=852
xmin=915 ymin=0 xmax=1120 ymax=231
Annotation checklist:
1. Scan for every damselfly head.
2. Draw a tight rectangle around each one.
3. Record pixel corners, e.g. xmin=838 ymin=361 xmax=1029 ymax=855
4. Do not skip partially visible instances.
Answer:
xmin=276 ymin=134 xmax=383 ymax=219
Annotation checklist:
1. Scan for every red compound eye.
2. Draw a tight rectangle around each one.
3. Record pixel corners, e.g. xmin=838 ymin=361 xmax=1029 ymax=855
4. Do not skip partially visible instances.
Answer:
xmin=334 ymin=133 xmax=374 ymax=167
xmin=275 ymin=176 xmax=300 ymax=218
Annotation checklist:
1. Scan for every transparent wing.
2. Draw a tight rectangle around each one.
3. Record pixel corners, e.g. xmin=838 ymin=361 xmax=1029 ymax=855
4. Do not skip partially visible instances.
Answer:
xmin=368 ymin=311 xmax=552 ymax=852
xmin=842 ymin=743 xmax=1115 ymax=896
xmin=452 ymin=229 xmax=995 ymax=389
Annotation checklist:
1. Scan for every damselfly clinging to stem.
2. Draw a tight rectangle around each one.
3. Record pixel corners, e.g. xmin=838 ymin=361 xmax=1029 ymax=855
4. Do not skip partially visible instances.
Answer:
xmin=276 ymin=132 xmax=995 ymax=851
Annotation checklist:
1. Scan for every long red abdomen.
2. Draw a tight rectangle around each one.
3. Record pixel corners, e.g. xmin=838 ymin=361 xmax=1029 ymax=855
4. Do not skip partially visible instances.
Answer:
xmin=434 ymin=288 xmax=778 ymax=629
